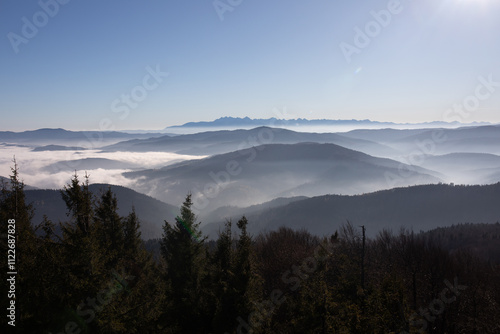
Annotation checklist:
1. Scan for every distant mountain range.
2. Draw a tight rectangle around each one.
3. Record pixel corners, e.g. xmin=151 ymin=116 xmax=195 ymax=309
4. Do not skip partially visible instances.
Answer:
xmin=2 ymin=123 xmax=499 ymax=242
xmin=343 ymin=125 xmax=500 ymax=155
xmin=166 ymin=116 xmax=492 ymax=129
xmin=103 ymin=126 xmax=397 ymax=157
xmin=202 ymin=183 xmax=500 ymax=239
xmin=103 ymin=124 xmax=500 ymax=160
xmin=0 ymin=128 xmax=165 ymax=147
xmin=43 ymin=125 xmax=500 ymax=211
xmin=122 ymin=142 xmax=441 ymax=212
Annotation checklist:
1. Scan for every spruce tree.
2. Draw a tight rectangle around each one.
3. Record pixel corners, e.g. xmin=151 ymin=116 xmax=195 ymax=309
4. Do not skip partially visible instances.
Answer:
xmin=59 ymin=171 xmax=101 ymax=329
xmin=107 ymin=207 xmax=165 ymax=333
xmin=0 ymin=159 xmax=37 ymax=330
xmin=212 ymin=216 xmax=259 ymax=334
xmin=211 ymin=220 xmax=235 ymax=333
xmin=94 ymin=186 xmax=124 ymax=269
xmin=234 ymin=216 xmax=253 ymax=315
xmin=123 ymin=207 xmax=141 ymax=259
xmin=61 ymin=172 xmax=93 ymax=236
xmin=161 ymin=194 xmax=207 ymax=333
xmin=32 ymin=215 xmax=70 ymax=332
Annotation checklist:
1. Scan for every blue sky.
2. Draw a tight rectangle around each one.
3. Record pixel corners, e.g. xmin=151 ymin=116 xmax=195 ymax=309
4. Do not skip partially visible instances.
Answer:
xmin=1 ymin=0 xmax=500 ymax=131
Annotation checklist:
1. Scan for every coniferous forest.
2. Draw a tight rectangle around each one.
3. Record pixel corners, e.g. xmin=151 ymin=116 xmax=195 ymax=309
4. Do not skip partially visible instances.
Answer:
xmin=1 ymin=164 xmax=500 ymax=334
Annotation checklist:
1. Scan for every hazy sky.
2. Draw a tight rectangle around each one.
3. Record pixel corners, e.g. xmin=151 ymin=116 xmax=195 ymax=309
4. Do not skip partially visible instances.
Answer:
xmin=1 ymin=0 xmax=500 ymax=131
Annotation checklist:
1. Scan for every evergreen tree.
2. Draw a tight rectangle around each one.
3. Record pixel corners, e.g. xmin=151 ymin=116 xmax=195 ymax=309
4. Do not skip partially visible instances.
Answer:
xmin=61 ymin=172 xmax=93 ymax=236
xmin=160 ymin=194 xmax=207 ymax=333
xmin=0 ymin=159 xmax=37 ymax=331
xmin=233 ymin=216 xmax=254 ymax=319
xmin=123 ymin=206 xmax=141 ymax=259
xmin=211 ymin=217 xmax=259 ymax=333
xmin=98 ymin=203 xmax=166 ymax=334
xmin=211 ymin=220 xmax=235 ymax=333
xmin=32 ymin=215 xmax=70 ymax=332
xmin=57 ymin=172 xmax=103 ymax=334
xmin=94 ymin=186 xmax=124 ymax=269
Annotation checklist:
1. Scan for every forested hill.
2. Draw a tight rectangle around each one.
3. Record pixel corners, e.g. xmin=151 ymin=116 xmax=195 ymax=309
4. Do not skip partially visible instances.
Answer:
xmin=422 ymin=222 xmax=500 ymax=263
xmin=203 ymin=183 xmax=500 ymax=238
xmin=25 ymin=182 xmax=500 ymax=241
xmin=25 ymin=184 xmax=178 ymax=240
xmin=3 ymin=168 xmax=500 ymax=333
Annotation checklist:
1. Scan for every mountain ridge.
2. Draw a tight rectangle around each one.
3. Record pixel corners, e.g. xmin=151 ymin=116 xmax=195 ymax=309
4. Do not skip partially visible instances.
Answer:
xmin=0 ymin=128 xmax=165 ymax=147
xmin=122 ymin=142 xmax=441 ymax=212
xmin=103 ymin=126 xmax=398 ymax=157
xmin=25 ymin=183 xmax=179 ymax=240
xmin=202 ymin=183 xmax=500 ymax=239
xmin=166 ymin=116 xmax=492 ymax=129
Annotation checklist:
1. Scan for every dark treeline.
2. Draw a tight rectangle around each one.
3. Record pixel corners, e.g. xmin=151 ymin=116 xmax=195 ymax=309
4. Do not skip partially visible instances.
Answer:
xmin=1 ymin=163 xmax=500 ymax=333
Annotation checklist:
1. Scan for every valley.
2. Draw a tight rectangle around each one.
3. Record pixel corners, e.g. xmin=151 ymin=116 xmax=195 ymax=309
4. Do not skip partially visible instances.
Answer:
xmin=2 ymin=122 xmax=499 ymax=240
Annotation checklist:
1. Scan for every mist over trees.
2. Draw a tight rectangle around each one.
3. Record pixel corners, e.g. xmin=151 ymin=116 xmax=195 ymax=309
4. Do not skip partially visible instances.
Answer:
xmin=1 ymin=166 xmax=499 ymax=333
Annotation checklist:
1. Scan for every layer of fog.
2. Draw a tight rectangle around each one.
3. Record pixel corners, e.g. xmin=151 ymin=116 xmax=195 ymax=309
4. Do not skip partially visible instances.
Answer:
xmin=165 ymin=123 xmax=489 ymax=135
xmin=0 ymin=144 xmax=204 ymax=190
xmin=2 ymin=123 xmax=499 ymax=213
